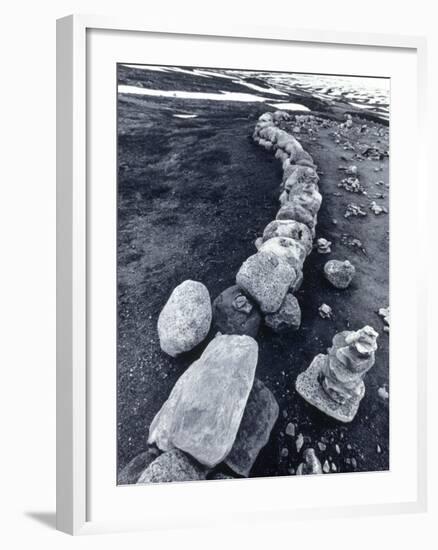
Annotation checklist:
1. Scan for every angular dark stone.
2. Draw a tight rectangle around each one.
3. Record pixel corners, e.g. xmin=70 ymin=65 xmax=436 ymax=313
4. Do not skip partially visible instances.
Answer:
xmin=225 ymin=379 xmax=279 ymax=477
xmin=264 ymin=294 xmax=301 ymax=333
xmin=212 ymin=285 xmax=261 ymax=337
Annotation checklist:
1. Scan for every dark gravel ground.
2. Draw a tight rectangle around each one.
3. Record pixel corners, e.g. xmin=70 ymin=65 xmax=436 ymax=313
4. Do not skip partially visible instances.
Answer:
xmin=117 ymin=66 xmax=390 ymax=481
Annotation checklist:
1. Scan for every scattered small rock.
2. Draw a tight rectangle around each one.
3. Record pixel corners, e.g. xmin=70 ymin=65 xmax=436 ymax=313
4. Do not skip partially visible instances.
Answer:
xmin=340 ymin=234 xmax=367 ymax=255
xmin=318 ymin=442 xmax=327 ymax=452
xmin=318 ymin=303 xmax=333 ymax=319
xmin=323 ymin=460 xmax=330 ymax=473
xmin=296 ymin=433 xmax=304 ymax=453
xmin=377 ymin=306 xmax=389 ymax=332
xmin=285 ymin=422 xmax=296 ymax=437
xmin=296 ymin=448 xmax=322 ymax=475
xmin=378 ymin=386 xmax=389 ymax=400
xmin=316 ymin=238 xmax=332 ymax=254
xmin=339 ymin=176 xmax=365 ymax=194
xmin=344 ymin=203 xmax=367 ymax=218
xmin=281 ymin=447 xmax=289 ymax=458
xmin=370 ymin=201 xmax=388 ymax=215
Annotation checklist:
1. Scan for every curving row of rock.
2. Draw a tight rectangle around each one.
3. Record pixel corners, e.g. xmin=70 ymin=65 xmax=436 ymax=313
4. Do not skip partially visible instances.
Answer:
xmin=241 ymin=111 xmax=323 ymax=332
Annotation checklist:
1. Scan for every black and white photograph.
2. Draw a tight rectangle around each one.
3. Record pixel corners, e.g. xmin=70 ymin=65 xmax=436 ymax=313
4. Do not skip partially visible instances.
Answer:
xmin=116 ymin=64 xmax=390 ymax=485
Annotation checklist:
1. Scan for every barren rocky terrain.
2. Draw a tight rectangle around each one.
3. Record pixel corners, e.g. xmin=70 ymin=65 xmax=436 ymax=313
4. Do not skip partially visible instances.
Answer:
xmin=117 ymin=65 xmax=389 ymax=481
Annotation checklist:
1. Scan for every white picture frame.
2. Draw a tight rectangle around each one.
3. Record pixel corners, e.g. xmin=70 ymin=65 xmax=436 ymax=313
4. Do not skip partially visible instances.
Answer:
xmin=56 ymin=14 xmax=428 ymax=535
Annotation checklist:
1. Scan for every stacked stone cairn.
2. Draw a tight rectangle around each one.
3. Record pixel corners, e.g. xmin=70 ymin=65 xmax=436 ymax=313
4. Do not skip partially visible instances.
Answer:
xmin=295 ymin=326 xmax=379 ymax=422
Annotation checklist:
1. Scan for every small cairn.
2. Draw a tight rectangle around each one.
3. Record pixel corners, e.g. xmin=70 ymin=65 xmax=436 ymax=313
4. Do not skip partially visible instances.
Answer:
xmin=295 ymin=326 xmax=379 ymax=422
xmin=316 ymin=238 xmax=332 ymax=254
xmin=318 ymin=303 xmax=333 ymax=319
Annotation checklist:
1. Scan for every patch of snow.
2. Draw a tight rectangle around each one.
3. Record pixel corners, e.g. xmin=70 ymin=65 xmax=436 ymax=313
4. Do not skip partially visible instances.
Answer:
xmin=118 ymin=85 xmax=271 ymax=102
xmin=173 ymin=114 xmax=198 ymax=118
xmin=121 ymin=64 xmax=170 ymax=72
xmin=267 ymin=102 xmax=310 ymax=112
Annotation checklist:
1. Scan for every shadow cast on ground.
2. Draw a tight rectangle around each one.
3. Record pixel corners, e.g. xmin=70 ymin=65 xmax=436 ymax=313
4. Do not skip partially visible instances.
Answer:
xmin=25 ymin=511 xmax=57 ymax=530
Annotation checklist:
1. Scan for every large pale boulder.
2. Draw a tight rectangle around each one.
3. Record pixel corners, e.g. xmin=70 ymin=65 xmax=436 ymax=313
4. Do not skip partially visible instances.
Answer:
xmin=276 ymin=130 xmax=297 ymax=150
xmin=273 ymin=110 xmax=290 ymax=122
xmin=275 ymin=149 xmax=289 ymax=162
xmin=258 ymin=237 xmax=306 ymax=270
xmin=236 ymin=251 xmax=297 ymax=313
xmin=157 ymin=280 xmax=212 ymax=357
xmin=148 ymin=334 xmax=258 ymax=467
xmin=288 ymin=191 xmax=322 ymax=216
xmin=276 ymin=203 xmax=317 ymax=233
xmin=262 ymin=220 xmax=313 ymax=256
xmin=212 ymin=285 xmax=261 ymax=337
xmin=295 ymin=150 xmax=316 ymax=167
xmin=137 ymin=449 xmax=206 ymax=484
xmin=282 ymin=163 xmax=298 ymax=182
xmin=283 ymin=140 xmax=303 ymax=159
xmin=259 ymin=126 xmax=278 ymax=142
xmin=225 ymin=379 xmax=279 ymax=477
xmin=285 ymin=180 xmax=320 ymax=198
xmin=282 ymin=166 xmax=319 ymax=190
xmin=258 ymin=112 xmax=274 ymax=123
